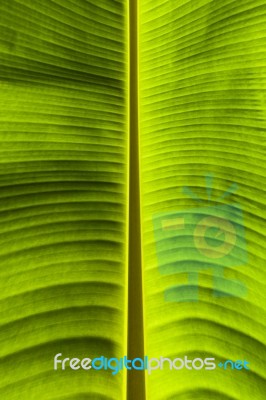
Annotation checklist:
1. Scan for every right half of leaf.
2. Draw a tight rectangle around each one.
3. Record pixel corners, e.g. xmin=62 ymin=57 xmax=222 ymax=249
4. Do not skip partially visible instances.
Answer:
xmin=139 ymin=1 xmax=266 ymax=399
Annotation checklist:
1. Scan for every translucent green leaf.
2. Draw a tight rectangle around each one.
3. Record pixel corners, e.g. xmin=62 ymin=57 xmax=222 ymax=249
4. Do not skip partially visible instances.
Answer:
xmin=139 ymin=1 xmax=266 ymax=399
xmin=0 ymin=1 xmax=128 ymax=399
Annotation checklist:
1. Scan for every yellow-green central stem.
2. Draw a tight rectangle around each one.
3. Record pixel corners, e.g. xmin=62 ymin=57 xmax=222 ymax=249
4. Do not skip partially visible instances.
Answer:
xmin=127 ymin=0 xmax=145 ymax=398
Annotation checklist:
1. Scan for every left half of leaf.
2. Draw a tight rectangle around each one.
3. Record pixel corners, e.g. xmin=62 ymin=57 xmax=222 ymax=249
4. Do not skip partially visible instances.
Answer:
xmin=0 ymin=1 xmax=128 ymax=399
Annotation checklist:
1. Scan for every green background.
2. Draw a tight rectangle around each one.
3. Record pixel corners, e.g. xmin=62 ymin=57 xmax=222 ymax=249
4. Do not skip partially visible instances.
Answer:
xmin=0 ymin=0 xmax=265 ymax=399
